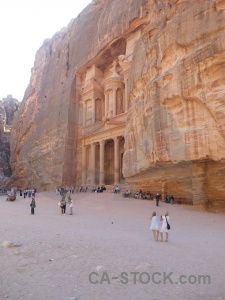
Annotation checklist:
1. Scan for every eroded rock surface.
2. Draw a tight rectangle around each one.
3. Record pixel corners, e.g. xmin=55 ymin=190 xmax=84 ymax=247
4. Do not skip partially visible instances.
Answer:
xmin=9 ymin=0 xmax=225 ymax=212
xmin=0 ymin=95 xmax=19 ymax=182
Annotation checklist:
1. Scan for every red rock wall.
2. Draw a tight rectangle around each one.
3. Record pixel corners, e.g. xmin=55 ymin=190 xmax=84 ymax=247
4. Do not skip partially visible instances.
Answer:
xmin=10 ymin=0 xmax=146 ymax=190
xmin=9 ymin=0 xmax=225 ymax=212
xmin=0 ymin=95 xmax=19 ymax=182
xmin=124 ymin=0 xmax=225 ymax=211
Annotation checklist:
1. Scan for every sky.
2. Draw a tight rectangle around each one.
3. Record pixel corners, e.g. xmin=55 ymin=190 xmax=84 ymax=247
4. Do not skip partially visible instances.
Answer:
xmin=0 ymin=0 xmax=91 ymax=102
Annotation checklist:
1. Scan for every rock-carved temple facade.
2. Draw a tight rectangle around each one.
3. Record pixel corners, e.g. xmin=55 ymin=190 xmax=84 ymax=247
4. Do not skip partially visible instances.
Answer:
xmin=79 ymin=49 xmax=135 ymax=186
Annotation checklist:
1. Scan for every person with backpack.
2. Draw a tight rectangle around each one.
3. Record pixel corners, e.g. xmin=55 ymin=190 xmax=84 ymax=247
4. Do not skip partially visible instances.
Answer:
xmin=160 ymin=211 xmax=170 ymax=242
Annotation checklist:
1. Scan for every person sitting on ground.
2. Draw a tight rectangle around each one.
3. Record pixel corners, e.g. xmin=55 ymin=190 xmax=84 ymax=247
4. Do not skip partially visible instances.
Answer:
xmin=115 ymin=186 xmax=121 ymax=193
xmin=134 ymin=191 xmax=140 ymax=199
xmin=165 ymin=194 xmax=171 ymax=203
xmin=123 ymin=189 xmax=131 ymax=197
xmin=146 ymin=191 xmax=151 ymax=199
xmin=91 ymin=186 xmax=96 ymax=193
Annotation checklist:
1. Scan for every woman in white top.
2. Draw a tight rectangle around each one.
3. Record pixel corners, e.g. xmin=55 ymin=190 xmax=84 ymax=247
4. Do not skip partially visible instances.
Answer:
xmin=150 ymin=211 xmax=159 ymax=241
xmin=160 ymin=211 xmax=170 ymax=242
xmin=69 ymin=198 xmax=73 ymax=215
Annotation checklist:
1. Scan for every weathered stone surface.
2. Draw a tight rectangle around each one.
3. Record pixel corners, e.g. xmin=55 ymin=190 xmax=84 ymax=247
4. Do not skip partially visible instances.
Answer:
xmin=123 ymin=0 xmax=225 ymax=212
xmin=0 ymin=95 xmax=19 ymax=182
xmin=9 ymin=0 xmax=225 ymax=212
xmin=9 ymin=0 xmax=146 ymax=190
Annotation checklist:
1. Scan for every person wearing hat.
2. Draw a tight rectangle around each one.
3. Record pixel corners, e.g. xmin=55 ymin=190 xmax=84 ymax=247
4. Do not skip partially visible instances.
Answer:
xmin=30 ymin=197 xmax=36 ymax=215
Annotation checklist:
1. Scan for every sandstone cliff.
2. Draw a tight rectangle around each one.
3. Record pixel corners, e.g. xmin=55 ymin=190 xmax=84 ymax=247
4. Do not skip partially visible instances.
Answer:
xmin=10 ymin=0 xmax=146 ymax=190
xmin=123 ymin=0 xmax=225 ymax=212
xmin=0 ymin=95 xmax=19 ymax=183
xmin=10 ymin=0 xmax=225 ymax=212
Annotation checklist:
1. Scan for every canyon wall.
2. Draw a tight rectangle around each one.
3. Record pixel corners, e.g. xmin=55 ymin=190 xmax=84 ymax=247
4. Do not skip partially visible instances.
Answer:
xmin=9 ymin=0 xmax=225 ymax=212
xmin=0 ymin=95 xmax=19 ymax=184
xmin=9 ymin=0 xmax=147 ymax=190
xmin=124 ymin=0 xmax=225 ymax=212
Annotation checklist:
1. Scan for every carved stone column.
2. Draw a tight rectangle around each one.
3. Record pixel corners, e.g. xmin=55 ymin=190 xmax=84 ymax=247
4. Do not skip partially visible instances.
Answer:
xmin=124 ymin=78 xmax=128 ymax=112
xmin=82 ymin=144 xmax=87 ymax=185
xmin=83 ymin=100 xmax=86 ymax=126
xmin=90 ymin=143 xmax=96 ymax=185
xmin=112 ymin=88 xmax=117 ymax=117
xmin=118 ymin=55 xmax=132 ymax=112
xmin=104 ymin=92 xmax=108 ymax=117
xmin=99 ymin=140 xmax=105 ymax=185
xmin=161 ymin=181 xmax=166 ymax=203
xmin=114 ymin=137 xmax=120 ymax=184
xmin=92 ymin=98 xmax=95 ymax=124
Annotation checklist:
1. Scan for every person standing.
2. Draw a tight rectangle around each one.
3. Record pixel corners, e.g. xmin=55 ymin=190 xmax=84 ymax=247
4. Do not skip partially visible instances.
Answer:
xmin=30 ymin=197 xmax=36 ymax=215
xmin=69 ymin=198 xmax=73 ymax=215
xmin=63 ymin=197 xmax=67 ymax=214
xmin=62 ymin=196 xmax=67 ymax=215
xmin=155 ymin=193 xmax=160 ymax=206
xmin=59 ymin=199 xmax=64 ymax=215
xmin=170 ymin=195 xmax=174 ymax=204
xmin=150 ymin=211 xmax=159 ymax=241
xmin=160 ymin=211 xmax=170 ymax=242
xmin=60 ymin=197 xmax=66 ymax=215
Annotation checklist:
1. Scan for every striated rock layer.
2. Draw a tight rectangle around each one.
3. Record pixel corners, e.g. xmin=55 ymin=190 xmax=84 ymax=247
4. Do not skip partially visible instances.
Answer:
xmin=10 ymin=0 xmax=225 ymax=212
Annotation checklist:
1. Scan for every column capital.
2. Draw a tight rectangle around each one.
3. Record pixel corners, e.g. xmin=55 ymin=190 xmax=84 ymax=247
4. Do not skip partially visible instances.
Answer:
xmin=99 ymin=140 xmax=105 ymax=146
xmin=114 ymin=136 xmax=122 ymax=143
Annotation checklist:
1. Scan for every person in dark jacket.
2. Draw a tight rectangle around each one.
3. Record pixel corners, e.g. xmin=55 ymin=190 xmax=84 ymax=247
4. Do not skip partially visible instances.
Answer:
xmin=155 ymin=193 xmax=161 ymax=206
xmin=30 ymin=197 xmax=36 ymax=215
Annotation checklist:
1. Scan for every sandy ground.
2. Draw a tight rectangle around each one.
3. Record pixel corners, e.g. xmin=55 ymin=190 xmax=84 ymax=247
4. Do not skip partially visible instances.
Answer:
xmin=0 ymin=191 xmax=225 ymax=300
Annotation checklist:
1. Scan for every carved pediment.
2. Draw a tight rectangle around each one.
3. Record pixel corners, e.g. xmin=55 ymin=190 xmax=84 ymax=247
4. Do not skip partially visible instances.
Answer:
xmin=105 ymin=120 xmax=126 ymax=126
xmin=82 ymin=78 xmax=104 ymax=98
xmin=83 ymin=117 xmax=126 ymax=136
xmin=105 ymin=112 xmax=127 ymax=123
xmin=83 ymin=121 xmax=105 ymax=136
